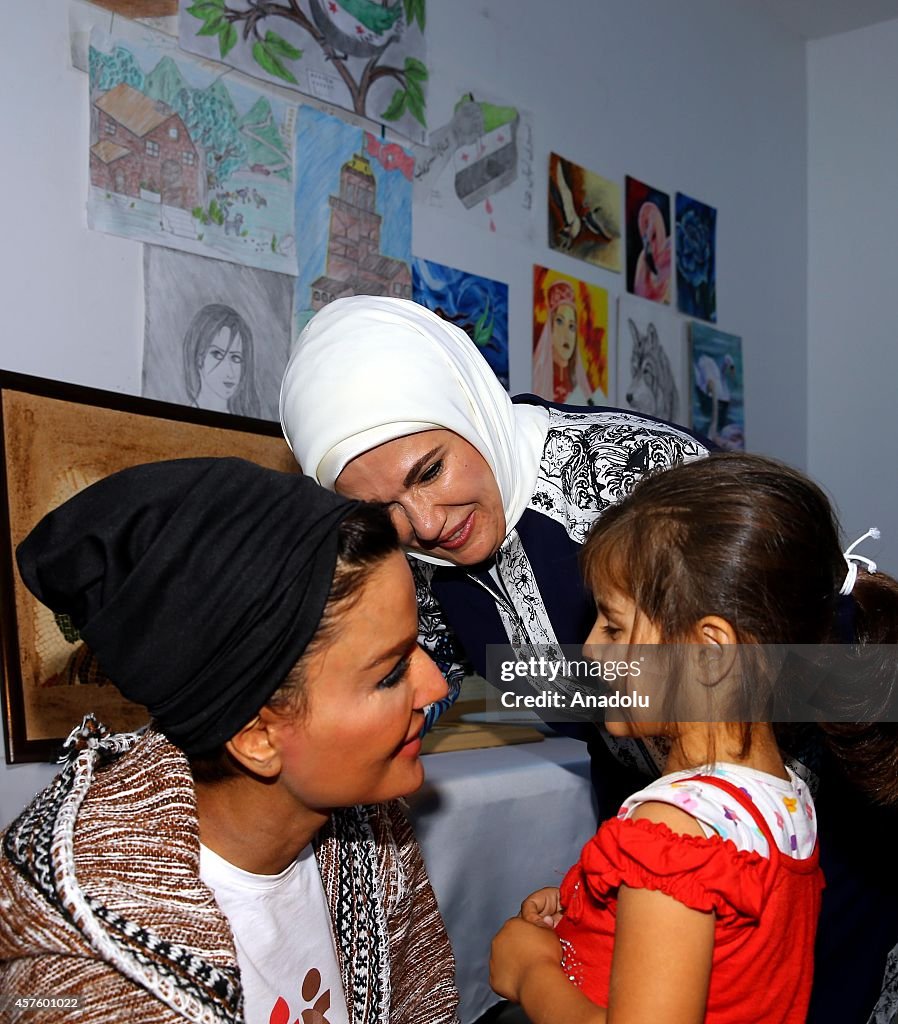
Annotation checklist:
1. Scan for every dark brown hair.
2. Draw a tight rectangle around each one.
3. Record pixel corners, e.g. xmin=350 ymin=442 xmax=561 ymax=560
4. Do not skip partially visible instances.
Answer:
xmin=581 ymin=452 xmax=898 ymax=799
xmin=816 ymin=571 xmax=898 ymax=805
xmin=190 ymin=501 xmax=399 ymax=783
xmin=582 ymin=452 xmax=845 ymax=645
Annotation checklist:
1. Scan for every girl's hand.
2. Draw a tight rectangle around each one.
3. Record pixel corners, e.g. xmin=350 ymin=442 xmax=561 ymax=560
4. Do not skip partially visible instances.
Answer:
xmin=490 ymin=917 xmax=562 ymax=1002
xmin=520 ymin=886 xmax=563 ymax=928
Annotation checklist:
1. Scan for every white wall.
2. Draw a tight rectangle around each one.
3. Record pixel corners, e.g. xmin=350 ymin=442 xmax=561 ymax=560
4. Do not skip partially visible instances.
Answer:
xmin=417 ymin=0 xmax=810 ymax=459
xmin=807 ymin=19 xmax=898 ymax=574
xmin=0 ymin=0 xmax=809 ymax=823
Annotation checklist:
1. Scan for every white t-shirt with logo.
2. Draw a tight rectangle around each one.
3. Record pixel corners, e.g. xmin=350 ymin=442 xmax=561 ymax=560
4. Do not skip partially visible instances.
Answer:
xmin=200 ymin=843 xmax=350 ymax=1024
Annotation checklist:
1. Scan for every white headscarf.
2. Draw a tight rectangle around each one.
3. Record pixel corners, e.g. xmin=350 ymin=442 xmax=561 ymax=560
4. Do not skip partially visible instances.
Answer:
xmin=279 ymin=296 xmax=549 ymax=560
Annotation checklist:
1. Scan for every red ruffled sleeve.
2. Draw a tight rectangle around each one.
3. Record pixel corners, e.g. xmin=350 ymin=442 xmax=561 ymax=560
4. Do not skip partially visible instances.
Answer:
xmin=561 ymin=816 xmax=770 ymax=925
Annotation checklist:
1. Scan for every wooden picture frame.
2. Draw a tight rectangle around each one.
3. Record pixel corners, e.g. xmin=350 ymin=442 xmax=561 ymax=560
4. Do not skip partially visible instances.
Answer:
xmin=0 ymin=370 xmax=297 ymax=764
xmin=88 ymin=1 xmax=178 ymax=17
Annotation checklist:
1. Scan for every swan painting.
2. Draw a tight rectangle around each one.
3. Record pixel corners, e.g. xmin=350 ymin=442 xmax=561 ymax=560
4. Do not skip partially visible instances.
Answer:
xmin=690 ymin=324 xmax=745 ymax=450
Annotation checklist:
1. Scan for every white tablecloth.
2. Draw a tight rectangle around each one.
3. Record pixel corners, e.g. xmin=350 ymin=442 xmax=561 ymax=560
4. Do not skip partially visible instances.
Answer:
xmin=407 ymin=734 xmax=597 ymax=1024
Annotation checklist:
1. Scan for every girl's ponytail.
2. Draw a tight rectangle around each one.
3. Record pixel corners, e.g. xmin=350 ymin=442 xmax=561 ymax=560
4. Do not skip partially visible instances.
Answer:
xmin=820 ymin=569 xmax=898 ymax=806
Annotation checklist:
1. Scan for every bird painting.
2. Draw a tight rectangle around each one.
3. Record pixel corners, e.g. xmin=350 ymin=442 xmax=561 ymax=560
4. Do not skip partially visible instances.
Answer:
xmin=633 ymin=201 xmax=671 ymax=304
xmin=693 ymin=351 xmax=744 ymax=449
xmin=548 ymin=153 xmax=621 ymax=271
xmin=552 ymin=158 xmax=616 ymax=248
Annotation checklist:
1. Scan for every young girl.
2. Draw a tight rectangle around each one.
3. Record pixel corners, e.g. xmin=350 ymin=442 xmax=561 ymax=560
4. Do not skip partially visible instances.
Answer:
xmin=490 ymin=451 xmax=898 ymax=1024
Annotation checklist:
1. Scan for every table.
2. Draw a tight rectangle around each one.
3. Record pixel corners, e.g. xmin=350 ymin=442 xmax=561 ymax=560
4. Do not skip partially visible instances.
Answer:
xmin=408 ymin=734 xmax=597 ymax=1024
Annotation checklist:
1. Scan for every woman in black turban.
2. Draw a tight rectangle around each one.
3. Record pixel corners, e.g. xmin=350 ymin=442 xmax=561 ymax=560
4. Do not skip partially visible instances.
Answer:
xmin=1 ymin=457 xmax=458 ymax=1024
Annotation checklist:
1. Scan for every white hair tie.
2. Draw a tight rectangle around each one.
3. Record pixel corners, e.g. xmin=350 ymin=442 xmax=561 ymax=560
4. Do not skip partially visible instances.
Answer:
xmin=839 ymin=527 xmax=880 ymax=596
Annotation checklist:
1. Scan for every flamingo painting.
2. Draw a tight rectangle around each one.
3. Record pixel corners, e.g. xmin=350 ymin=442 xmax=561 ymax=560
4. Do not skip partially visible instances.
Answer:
xmin=633 ymin=201 xmax=671 ymax=303
xmin=625 ymin=176 xmax=672 ymax=305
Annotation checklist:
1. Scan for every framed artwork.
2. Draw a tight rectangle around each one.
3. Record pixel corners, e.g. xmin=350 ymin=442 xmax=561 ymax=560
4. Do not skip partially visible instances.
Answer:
xmin=689 ymin=323 xmax=745 ymax=450
xmin=0 ymin=371 xmax=296 ymax=764
xmin=616 ymin=295 xmax=689 ymax=427
xmin=89 ymin=1 xmax=177 ymax=14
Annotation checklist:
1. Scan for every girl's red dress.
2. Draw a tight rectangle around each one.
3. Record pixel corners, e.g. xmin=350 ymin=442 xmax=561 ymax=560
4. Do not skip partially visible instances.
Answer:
xmin=554 ymin=776 xmax=825 ymax=1023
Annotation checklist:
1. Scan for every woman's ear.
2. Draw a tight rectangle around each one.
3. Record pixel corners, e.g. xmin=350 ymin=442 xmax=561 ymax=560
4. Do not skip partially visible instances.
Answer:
xmin=225 ymin=708 xmax=283 ymax=779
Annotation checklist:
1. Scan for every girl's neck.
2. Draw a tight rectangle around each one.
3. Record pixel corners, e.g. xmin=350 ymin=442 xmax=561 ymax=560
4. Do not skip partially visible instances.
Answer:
xmin=663 ymin=721 xmax=789 ymax=780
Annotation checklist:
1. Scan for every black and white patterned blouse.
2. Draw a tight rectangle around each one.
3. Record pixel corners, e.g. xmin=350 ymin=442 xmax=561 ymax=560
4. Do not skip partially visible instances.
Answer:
xmin=413 ymin=400 xmax=709 ymax=777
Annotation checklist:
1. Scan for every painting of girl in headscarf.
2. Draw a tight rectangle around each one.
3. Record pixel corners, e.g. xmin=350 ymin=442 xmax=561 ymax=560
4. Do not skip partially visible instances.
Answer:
xmin=532 ymin=266 xmax=609 ymax=406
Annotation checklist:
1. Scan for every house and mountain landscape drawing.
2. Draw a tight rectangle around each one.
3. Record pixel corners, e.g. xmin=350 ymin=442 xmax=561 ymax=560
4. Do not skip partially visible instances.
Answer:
xmin=88 ymin=25 xmax=296 ymax=273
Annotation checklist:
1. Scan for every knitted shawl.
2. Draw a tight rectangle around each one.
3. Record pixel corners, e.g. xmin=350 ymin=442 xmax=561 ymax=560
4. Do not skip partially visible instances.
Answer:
xmin=0 ymin=723 xmax=458 ymax=1024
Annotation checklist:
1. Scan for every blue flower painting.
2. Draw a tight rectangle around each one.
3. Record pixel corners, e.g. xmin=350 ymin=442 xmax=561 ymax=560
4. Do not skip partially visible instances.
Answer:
xmin=676 ymin=193 xmax=717 ymax=322
xmin=412 ymin=257 xmax=509 ymax=389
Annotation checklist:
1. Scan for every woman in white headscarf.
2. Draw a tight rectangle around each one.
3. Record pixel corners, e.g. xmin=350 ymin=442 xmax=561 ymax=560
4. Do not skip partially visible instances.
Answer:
xmin=280 ymin=295 xmax=710 ymax=807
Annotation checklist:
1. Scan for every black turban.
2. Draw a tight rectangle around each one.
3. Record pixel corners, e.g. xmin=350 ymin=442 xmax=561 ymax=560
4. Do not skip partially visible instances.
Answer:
xmin=15 ymin=458 xmax=358 ymax=755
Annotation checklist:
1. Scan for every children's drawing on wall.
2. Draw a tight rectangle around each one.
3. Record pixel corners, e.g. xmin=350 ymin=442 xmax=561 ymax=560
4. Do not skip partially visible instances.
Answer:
xmin=625 ymin=176 xmax=671 ymax=305
xmin=414 ymin=89 xmax=534 ymax=238
xmin=181 ymin=305 xmax=260 ymax=415
xmin=676 ymin=192 xmax=717 ymax=322
xmin=87 ymin=21 xmax=296 ymax=275
xmin=179 ymin=0 xmax=428 ymax=144
xmin=616 ymin=295 xmax=688 ymax=426
xmin=70 ymin=0 xmax=178 ymax=74
xmin=690 ymin=322 xmax=744 ymax=450
xmin=533 ymin=266 xmax=609 ymax=407
xmin=548 ymin=153 xmax=621 ymax=272
xmin=142 ymin=245 xmax=293 ymax=420
xmin=294 ymin=105 xmax=412 ymax=333
xmin=412 ymin=257 xmax=509 ymax=389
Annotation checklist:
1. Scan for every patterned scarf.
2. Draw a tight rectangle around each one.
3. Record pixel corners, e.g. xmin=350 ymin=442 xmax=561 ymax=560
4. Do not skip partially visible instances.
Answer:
xmin=4 ymin=718 xmax=392 ymax=1024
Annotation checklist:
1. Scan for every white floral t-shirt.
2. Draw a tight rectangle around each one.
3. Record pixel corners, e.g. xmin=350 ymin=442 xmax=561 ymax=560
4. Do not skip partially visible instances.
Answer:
xmin=620 ymin=762 xmax=817 ymax=858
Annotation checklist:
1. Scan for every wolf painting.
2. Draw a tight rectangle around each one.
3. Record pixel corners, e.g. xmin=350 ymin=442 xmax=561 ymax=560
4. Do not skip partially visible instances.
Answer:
xmin=624 ymin=317 xmax=679 ymax=422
